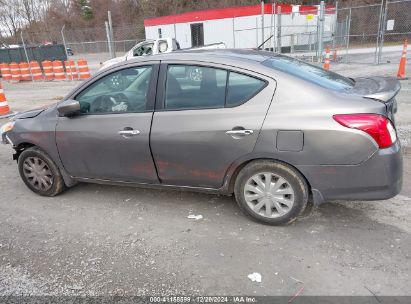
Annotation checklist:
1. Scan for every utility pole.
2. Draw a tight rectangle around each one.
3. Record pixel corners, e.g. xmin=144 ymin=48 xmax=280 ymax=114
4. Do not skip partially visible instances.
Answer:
xmin=108 ymin=11 xmax=116 ymax=57
xmin=277 ymin=6 xmax=282 ymax=53
xmin=270 ymin=1 xmax=275 ymax=52
xmin=61 ymin=25 xmax=73 ymax=81
xmin=318 ymin=1 xmax=325 ymax=62
xmin=105 ymin=21 xmax=113 ymax=59
xmin=261 ymin=1 xmax=265 ymax=50
xmin=61 ymin=25 xmax=69 ymax=60
xmin=378 ymin=0 xmax=388 ymax=64
xmin=332 ymin=1 xmax=338 ymax=54
xmin=20 ymin=31 xmax=34 ymax=82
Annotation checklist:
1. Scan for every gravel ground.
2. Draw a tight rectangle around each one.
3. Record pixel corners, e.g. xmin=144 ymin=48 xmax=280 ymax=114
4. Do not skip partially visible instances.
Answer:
xmin=0 ymin=56 xmax=411 ymax=297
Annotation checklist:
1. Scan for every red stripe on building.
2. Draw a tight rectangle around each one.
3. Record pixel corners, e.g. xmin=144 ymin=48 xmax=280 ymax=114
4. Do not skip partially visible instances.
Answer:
xmin=143 ymin=4 xmax=332 ymax=27
xmin=298 ymin=5 xmax=318 ymax=15
xmin=325 ymin=5 xmax=337 ymax=14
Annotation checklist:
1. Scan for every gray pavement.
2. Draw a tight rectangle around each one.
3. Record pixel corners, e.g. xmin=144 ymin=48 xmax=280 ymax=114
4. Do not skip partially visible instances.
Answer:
xmin=0 ymin=57 xmax=411 ymax=296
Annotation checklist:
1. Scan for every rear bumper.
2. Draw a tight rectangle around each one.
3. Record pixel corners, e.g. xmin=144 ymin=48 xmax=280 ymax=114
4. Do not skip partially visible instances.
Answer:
xmin=297 ymin=140 xmax=403 ymax=204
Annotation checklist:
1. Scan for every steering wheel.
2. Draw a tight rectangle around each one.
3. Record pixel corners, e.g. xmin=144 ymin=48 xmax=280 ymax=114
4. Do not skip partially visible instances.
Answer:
xmin=90 ymin=93 xmax=131 ymax=113
xmin=114 ymin=93 xmax=129 ymax=104
xmin=89 ymin=95 xmax=113 ymax=113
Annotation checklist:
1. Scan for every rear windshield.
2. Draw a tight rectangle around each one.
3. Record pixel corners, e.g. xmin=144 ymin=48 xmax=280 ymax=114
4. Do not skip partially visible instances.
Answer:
xmin=262 ymin=55 xmax=354 ymax=91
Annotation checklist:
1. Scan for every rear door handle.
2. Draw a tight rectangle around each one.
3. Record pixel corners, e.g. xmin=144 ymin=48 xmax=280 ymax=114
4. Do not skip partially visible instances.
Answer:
xmin=226 ymin=129 xmax=254 ymax=136
xmin=118 ymin=130 xmax=140 ymax=137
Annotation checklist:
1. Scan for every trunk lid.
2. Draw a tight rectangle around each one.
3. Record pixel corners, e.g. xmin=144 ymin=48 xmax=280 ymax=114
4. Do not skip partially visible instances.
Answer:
xmin=351 ymin=76 xmax=400 ymax=124
xmin=352 ymin=76 xmax=401 ymax=102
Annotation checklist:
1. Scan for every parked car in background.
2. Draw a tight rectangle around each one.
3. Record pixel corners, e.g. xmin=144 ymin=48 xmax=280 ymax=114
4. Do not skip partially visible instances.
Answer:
xmin=66 ymin=47 xmax=74 ymax=56
xmin=99 ymin=38 xmax=225 ymax=70
xmin=1 ymin=50 xmax=402 ymax=225
xmin=100 ymin=38 xmax=180 ymax=70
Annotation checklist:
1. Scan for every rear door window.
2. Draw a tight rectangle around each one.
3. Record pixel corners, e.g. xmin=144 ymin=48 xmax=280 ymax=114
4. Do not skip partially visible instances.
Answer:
xmin=164 ymin=65 xmax=266 ymax=110
xmin=226 ymin=72 xmax=266 ymax=107
xmin=165 ymin=65 xmax=227 ymax=110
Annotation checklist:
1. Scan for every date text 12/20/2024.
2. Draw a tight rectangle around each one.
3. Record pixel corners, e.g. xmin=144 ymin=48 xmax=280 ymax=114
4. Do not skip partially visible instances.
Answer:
xmin=149 ymin=296 xmax=257 ymax=303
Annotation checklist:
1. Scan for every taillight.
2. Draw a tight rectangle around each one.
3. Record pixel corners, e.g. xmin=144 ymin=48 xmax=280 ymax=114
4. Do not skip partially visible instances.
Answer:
xmin=333 ymin=114 xmax=397 ymax=149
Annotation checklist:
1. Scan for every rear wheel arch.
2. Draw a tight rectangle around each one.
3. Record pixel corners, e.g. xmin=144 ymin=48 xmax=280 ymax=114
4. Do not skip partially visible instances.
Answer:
xmin=233 ymin=159 xmax=310 ymax=225
xmin=226 ymin=157 xmax=313 ymax=196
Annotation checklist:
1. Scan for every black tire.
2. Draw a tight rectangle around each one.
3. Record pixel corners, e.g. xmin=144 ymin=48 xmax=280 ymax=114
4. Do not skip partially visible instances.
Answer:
xmin=18 ymin=147 xmax=66 ymax=197
xmin=234 ymin=160 xmax=309 ymax=225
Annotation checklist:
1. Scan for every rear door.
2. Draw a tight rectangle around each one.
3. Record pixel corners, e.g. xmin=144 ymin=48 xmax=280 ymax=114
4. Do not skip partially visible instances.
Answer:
xmin=150 ymin=62 xmax=276 ymax=188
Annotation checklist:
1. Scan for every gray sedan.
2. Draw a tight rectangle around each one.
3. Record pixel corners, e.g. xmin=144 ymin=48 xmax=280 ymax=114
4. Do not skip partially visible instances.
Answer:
xmin=1 ymin=50 xmax=403 ymax=225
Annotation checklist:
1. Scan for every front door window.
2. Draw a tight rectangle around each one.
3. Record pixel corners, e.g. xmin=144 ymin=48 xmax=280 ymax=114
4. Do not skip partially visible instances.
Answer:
xmin=76 ymin=66 xmax=153 ymax=114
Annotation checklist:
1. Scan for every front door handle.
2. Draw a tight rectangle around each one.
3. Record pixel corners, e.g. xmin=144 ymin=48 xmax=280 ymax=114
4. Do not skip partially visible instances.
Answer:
xmin=226 ymin=129 xmax=254 ymax=136
xmin=118 ymin=130 xmax=140 ymax=137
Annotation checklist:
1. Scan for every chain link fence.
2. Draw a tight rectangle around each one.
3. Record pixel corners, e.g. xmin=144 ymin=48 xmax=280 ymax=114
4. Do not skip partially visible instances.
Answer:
xmin=336 ymin=3 xmax=383 ymax=64
xmin=6 ymin=0 xmax=411 ymax=66
xmin=230 ymin=0 xmax=410 ymax=65
xmin=379 ymin=0 xmax=411 ymax=63
xmin=12 ymin=24 xmax=145 ymax=61
xmin=232 ymin=6 xmax=325 ymax=59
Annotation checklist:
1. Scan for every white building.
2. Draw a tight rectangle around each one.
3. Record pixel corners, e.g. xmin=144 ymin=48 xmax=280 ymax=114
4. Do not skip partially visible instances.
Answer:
xmin=144 ymin=3 xmax=336 ymax=52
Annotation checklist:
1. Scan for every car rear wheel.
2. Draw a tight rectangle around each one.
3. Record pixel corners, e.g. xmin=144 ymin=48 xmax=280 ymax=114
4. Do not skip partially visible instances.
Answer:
xmin=18 ymin=147 xmax=66 ymax=196
xmin=234 ymin=160 xmax=308 ymax=225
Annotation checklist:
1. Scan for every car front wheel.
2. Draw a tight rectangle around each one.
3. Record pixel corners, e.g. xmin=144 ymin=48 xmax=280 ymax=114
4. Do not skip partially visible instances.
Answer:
xmin=234 ymin=160 xmax=309 ymax=225
xmin=18 ymin=147 xmax=66 ymax=196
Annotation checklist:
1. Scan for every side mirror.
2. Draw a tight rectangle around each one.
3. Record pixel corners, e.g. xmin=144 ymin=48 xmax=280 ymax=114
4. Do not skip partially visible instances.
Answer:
xmin=57 ymin=100 xmax=81 ymax=117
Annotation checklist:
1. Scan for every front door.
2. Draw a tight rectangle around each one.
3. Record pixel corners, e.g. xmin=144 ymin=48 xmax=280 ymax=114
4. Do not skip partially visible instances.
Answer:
xmin=56 ymin=64 xmax=159 ymax=183
xmin=150 ymin=63 xmax=275 ymax=188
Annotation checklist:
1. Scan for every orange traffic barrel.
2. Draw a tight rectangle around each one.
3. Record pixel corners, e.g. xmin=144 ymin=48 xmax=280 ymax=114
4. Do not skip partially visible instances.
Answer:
xmin=30 ymin=61 xmax=44 ymax=81
xmin=42 ymin=60 xmax=54 ymax=80
xmin=0 ymin=81 xmax=16 ymax=118
xmin=9 ymin=62 xmax=21 ymax=82
xmin=323 ymin=46 xmax=331 ymax=70
xmin=397 ymin=38 xmax=408 ymax=80
xmin=52 ymin=60 xmax=66 ymax=80
xmin=332 ymin=48 xmax=338 ymax=62
xmin=0 ymin=63 xmax=12 ymax=81
xmin=19 ymin=62 xmax=31 ymax=81
xmin=65 ymin=60 xmax=78 ymax=80
xmin=0 ymin=63 xmax=4 ymax=78
xmin=77 ymin=59 xmax=91 ymax=79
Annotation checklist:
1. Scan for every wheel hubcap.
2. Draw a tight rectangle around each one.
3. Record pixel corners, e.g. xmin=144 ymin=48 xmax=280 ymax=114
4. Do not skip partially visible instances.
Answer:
xmin=244 ymin=172 xmax=295 ymax=218
xmin=22 ymin=157 xmax=53 ymax=191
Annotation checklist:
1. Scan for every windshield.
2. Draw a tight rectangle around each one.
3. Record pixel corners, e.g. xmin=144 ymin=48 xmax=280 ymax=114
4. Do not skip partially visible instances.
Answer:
xmin=262 ymin=55 xmax=354 ymax=91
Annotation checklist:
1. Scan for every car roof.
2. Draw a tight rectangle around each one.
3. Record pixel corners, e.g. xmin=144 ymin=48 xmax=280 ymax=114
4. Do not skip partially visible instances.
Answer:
xmin=127 ymin=49 xmax=279 ymax=66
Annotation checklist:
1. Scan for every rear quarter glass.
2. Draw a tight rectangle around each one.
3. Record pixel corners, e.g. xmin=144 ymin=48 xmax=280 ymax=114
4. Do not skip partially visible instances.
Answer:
xmin=262 ymin=55 xmax=354 ymax=91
